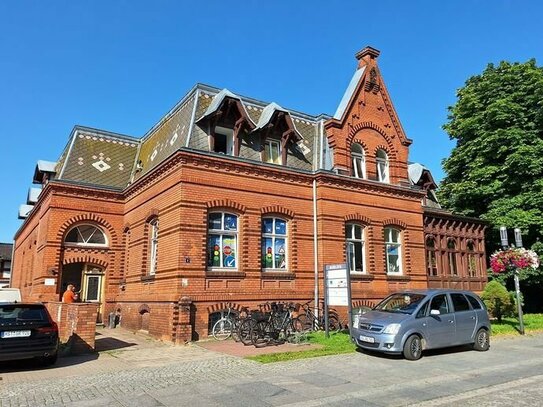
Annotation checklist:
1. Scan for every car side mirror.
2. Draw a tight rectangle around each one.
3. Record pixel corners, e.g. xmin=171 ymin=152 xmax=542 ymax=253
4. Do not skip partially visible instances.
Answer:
xmin=430 ymin=309 xmax=440 ymax=316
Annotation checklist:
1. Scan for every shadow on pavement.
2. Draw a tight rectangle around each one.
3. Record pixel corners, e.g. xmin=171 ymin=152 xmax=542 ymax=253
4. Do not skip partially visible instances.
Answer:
xmin=0 ymin=352 xmax=99 ymax=373
xmin=356 ymin=344 xmax=476 ymax=360
xmin=95 ymin=331 xmax=137 ymax=352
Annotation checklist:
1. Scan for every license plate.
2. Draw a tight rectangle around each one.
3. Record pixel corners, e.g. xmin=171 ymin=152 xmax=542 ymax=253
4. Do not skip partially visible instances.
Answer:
xmin=1 ymin=330 xmax=31 ymax=338
xmin=360 ymin=335 xmax=375 ymax=343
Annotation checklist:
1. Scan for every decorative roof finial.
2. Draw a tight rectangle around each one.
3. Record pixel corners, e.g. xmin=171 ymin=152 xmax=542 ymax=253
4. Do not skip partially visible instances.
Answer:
xmin=355 ymin=46 xmax=380 ymax=61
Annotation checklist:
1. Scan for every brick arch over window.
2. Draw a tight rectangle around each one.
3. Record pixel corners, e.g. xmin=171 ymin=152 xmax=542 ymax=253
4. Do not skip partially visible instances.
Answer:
xmin=206 ymin=302 xmax=244 ymax=314
xmin=347 ymin=122 xmax=397 ymax=159
xmin=349 ymin=139 xmax=368 ymax=153
xmin=206 ymin=199 xmax=247 ymax=214
xmin=353 ymin=299 xmax=377 ymax=308
xmin=344 ymin=214 xmax=371 ymax=225
xmin=261 ymin=205 xmax=294 ymax=219
xmin=62 ymin=256 xmax=108 ymax=268
xmin=373 ymin=145 xmax=391 ymax=157
xmin=144 ymin=209 xmax=159 ymax=223
xmin=138 ymin=304 xmax=150 ymax=314
xmin=57 ymin=214 xmax=117 ymax=246
xmin=381 ymin=218 xmax=407 ymax=229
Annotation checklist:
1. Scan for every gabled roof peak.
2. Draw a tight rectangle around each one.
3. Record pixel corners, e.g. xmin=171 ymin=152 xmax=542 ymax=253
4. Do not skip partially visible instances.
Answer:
xmin=355 ymin=46 xmax=380 ymax=61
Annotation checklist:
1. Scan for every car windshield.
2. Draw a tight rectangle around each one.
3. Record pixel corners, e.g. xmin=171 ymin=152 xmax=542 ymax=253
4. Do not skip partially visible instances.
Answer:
xmin=0 ymin=305 xmax=48 ymax=323
xmin=373 ymin=293 xmax=426 ymax=315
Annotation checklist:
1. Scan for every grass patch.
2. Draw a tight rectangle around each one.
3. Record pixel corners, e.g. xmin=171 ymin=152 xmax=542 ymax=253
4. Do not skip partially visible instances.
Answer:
xmin=491 ymin=313 xmax=543 ymax=336
xmin=246 ymin=331 xmax=356 ymax=363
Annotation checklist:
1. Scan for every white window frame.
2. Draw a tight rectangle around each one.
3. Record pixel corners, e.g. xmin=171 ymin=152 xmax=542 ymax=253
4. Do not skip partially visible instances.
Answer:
xmin=261 ymin=217 xmax=288 ymax=271
xmin=208 ymin=212 xmax=238 ymax=271
xmin=351 ymin=144 xmax=366 ymax=179
xmin=346 ymin=223 xmax=366 ymax=273
xmin=264 ymin=139 xmax=281 ymax=164
xmin=385 ymin=227 xmax=402 ymax=274
xmin=376 ymin=149 xmax=390 ymax=183
xmin=214 ymin=126 xmax=234 ymax=156
xmin=149 ymin=219 xmax=159 ymax=276
xmin=64 ymin=224 xmax=108 ymax=247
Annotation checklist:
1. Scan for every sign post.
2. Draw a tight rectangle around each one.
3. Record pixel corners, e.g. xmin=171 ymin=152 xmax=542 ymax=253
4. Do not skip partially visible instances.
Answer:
xmin=324 ymin=263 xmax=352 ymax=338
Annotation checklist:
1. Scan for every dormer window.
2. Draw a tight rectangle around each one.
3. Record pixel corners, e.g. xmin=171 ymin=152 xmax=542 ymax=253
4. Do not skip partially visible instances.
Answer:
xmin=264 ymin=139 xmax=281 ymax=164
xmin=376 ymin=149 xmax=389 ymax=183
xmin=213 ymin=126 xmax=234 ymax=155
xmin=351 ymin=143 xmax=366 ymax=178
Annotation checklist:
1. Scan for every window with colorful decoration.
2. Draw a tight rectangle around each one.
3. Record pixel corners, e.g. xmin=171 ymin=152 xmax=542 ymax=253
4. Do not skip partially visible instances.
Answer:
xmin=261 ymin=217 xmax=287 ymax=270
xmin=207 ymin=212 xmax=238 ymax=269
xmin=385 ymin=227 xmax=402 ymax=274
xmin=346 ymin=223 xmax=365 ymax=273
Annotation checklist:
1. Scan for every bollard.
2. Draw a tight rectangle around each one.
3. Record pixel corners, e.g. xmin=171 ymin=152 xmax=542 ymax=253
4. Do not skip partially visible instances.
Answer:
xmin=108 ymin=311 xmax=115 ymax=329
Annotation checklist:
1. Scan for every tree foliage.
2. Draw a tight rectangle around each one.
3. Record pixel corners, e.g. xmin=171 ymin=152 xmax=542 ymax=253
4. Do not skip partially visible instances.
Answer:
xmin=439 ymin=60 xmax=543 ymax=248
xmin=481 ymin=280 xmax=515 ymax=322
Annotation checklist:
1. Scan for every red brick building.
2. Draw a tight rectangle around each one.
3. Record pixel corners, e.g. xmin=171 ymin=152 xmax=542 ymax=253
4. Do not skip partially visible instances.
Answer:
xmin=12 ymin=46 xmax=487 ymax=342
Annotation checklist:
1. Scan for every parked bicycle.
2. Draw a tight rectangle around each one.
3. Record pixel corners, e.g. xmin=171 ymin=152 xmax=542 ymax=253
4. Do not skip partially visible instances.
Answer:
xmin=297 ymin=300 xmax=342 ymax=332
xmin=250 ymin=302 xmax=303 ymax=347
xmin=211 ymin=303 xmax=240 ymax=341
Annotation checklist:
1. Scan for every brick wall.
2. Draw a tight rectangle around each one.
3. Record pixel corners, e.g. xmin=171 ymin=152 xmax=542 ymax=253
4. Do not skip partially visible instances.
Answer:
xmin=45 ymin=302 xmax=99 ymax=353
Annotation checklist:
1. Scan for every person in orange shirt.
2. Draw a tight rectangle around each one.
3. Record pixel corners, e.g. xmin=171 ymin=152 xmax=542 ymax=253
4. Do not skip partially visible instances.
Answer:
xmin=62 ymin=284 xmax=76 ymax=303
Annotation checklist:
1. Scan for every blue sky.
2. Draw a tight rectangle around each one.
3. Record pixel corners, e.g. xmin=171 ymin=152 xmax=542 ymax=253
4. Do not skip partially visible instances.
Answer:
xmin=1 ymin=1 xmax=542 ymax=243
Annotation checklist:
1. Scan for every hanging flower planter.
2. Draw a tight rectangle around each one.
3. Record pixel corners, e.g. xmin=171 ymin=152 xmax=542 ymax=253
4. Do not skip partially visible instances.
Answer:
xmin=490 ymin=248 xmax=539 ymax=274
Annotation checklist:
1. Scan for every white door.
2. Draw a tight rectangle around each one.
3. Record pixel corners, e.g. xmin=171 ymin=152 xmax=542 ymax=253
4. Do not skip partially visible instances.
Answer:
xmin=83 ymin=274 xmax=102 ymax=302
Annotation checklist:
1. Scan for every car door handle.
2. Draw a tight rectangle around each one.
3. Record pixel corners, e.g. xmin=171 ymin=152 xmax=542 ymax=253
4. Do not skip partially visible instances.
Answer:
xmin=449 ymin=320 xmax=454 ymax=324
xmin=470 ymin=316 xmax=476 ymax=320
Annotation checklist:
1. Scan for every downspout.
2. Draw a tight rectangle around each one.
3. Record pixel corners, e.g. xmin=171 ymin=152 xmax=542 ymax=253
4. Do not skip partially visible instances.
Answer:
xmin=312 ymin=179 xmax=319 ymax=316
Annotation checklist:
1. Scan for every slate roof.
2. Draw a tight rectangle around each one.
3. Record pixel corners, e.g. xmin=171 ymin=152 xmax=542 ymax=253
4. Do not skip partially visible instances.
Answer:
xmin=58 ymin=128 xmax=139 ymax=189
xmin=0 ymin=243 xmax=12 ymax=260
xmin=38 ymin=83 xmax=334 ymax=190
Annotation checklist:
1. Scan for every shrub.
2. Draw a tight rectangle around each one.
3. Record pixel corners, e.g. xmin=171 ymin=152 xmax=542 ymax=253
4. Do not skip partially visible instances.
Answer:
xmin=481 ymin=280 xmax=515 ymax=322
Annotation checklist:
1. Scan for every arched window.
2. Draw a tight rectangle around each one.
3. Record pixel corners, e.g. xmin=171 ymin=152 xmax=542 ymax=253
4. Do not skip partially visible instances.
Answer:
xmin=467 ymin=240 xmax=477 ymax=277
xmin=346 ymin=223 xmax=365 ymax=273
xmin=384 ymin=227 xmax=402 ymax=274
xmin=148 ymin=219 xmax=159 ymax=276
xmin=376 ymin=149 xmax=389 ymax=183
xmin=262 ymin=217 xmax=287 ymax=270
xmin=123 ymin=228 xmax=131 ymax=277
xmin=208 ymin=212 xmax=238 ymax=269
xmin=65 ymin=224 xmax=107 ymax=247
xmin=351 ymin=143 xmax=366 ymax=179
xmin=447 ymin=238 xmax=458 ymax=276
xmin=426 ymin=236 xmax=438 ymax=276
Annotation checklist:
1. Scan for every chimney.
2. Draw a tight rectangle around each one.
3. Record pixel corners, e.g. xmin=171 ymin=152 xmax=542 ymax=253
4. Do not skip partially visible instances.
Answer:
xmin=355 ymin=46 xmax=380 ymax=68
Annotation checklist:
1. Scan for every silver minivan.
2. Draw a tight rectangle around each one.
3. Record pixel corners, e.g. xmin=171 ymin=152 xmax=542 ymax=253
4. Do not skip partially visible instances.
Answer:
xmin=351 ymin=289 xmax=491 ymax=360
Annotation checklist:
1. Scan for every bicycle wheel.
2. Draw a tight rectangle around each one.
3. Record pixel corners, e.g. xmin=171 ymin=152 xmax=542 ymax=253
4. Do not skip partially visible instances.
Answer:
xmin=326 ymin=314 xmax=341 ymax=332
xmin=238 ymin=318 xmax=257 ymax=346
xmin=231 ymin=319 xmax=241 ymax=342
xmin=287 ymin=317 xmax=307 ymax=343
xmin=212 ymin=318 xmax=233 ymax=340
xmin=251 ymin=320 xmax=271 ymax=348
xmin=297 ymin=313 xmax=314 ymax=331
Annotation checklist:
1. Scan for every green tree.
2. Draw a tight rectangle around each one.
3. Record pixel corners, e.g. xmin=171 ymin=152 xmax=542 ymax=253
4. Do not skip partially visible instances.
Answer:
xmin=439 ymin=60 xmax=543 ymax=249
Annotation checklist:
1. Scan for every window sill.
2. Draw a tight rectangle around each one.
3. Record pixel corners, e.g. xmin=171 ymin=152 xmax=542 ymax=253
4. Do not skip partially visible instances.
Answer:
xmin=350 ymin=273 xmax=374 ymax=281
xmin=206 ymin=270 xmax=246 ymax=278
xmin=386 ymin=274 xmax=410 ymax=281
xmin=261 ymin=271 xmax=295 ymax=280
xmin=141 ymin=275 xmax=155 ymax=283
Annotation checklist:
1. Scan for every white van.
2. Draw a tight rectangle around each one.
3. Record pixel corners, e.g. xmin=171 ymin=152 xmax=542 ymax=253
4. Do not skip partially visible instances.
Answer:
xmin=0 ymin=288 xmax=22 ymax=303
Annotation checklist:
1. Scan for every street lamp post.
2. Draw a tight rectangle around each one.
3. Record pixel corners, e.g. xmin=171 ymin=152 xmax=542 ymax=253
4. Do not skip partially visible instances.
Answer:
xmin=499 ymin=226 xmax=525 ymax=335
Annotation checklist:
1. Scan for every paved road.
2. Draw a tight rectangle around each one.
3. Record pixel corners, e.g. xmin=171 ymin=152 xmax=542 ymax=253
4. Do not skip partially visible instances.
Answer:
xmin=1 ymin=330 xmax=542 ymax=407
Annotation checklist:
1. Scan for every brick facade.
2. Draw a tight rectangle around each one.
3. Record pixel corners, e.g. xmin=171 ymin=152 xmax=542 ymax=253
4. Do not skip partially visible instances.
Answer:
xmin=12 ymin=46 xmax=487 ymax=343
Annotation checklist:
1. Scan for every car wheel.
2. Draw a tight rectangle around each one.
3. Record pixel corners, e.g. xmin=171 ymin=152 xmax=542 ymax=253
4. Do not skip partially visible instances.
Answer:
xmin=472 ymin=328 xmax=490 ymax=351
xmin=403 ymin=335 xmax=422 ymax=361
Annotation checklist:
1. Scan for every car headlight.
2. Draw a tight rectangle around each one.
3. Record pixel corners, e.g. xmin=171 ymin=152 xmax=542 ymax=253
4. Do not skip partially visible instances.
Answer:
xmin=353 ymin=315 xmax=360 ymax=327
xmin=383 ymin=323 xmax=401 ymax=335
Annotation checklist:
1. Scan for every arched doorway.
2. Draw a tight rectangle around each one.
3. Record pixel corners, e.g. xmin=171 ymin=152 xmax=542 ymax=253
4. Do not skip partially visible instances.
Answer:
xmin=60 ymin=262 xmax=105 ymax=323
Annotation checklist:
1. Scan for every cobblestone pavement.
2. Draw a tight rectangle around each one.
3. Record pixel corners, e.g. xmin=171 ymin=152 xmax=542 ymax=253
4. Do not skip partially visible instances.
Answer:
xmin=1 ymin=329 xmax=542 ymax=406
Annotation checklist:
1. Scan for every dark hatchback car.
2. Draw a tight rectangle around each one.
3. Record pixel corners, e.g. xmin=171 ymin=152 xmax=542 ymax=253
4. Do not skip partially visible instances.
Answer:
xmin=351 ymin=289 xmax=491 ymax=360
xmin=0 ymin=303 xmax=59 ymax=366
